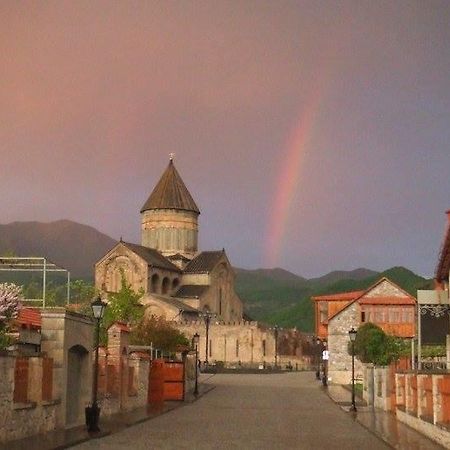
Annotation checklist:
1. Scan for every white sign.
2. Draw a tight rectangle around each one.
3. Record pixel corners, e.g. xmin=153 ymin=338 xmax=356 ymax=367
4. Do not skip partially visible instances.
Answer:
xmin=322 ymin=350 xmax=329 ymax=360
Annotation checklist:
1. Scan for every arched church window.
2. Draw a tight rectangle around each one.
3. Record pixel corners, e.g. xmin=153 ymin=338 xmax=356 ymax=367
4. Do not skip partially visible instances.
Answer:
xmin=172 ymin=278 xmax=180 ymax=292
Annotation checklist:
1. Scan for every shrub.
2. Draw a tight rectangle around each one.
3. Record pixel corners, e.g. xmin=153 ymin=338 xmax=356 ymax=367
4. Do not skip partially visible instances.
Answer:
xmin=0 ymin=283 xmax=23 ymax=350
xmin=350 ymin=322 xmax=408 ymax=366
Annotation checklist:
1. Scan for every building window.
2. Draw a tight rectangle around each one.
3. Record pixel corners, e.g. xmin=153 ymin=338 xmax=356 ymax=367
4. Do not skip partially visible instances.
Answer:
xmin=361 ymin=311 xmax=366 ymax=323
xmin=219 ymin=288 xmax=222 ymax=316
xmin=235 ymin=339 xmax=239 ymax=357
xmin=262 ymin=340 xmax=266 ymax=357
xmin=209 ymin=339 xmax=212 ymax=357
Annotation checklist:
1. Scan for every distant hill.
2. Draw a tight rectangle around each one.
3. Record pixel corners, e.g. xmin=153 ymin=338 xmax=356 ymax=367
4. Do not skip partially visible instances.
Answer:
xmin=308 ymin=268 xmax=378 ymax=287
xmin=0 ymin=220 xmax=432 ymax=332
xmin=0 ymin=220 xmax=116 ymax=278
xmin=234 ymin=266 xmax=432 ymax=333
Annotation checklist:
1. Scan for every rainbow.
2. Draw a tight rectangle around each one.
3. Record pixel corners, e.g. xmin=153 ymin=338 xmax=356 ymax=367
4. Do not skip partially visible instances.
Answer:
xmin=265 ymin=81 xmax=326 ymax=268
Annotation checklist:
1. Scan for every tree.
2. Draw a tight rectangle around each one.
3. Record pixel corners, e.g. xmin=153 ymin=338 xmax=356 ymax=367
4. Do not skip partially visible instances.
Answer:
xmin=131 ymin=315 xmax=189 ymax=353
xmin=351 ymin=322 xmax=408 ymax=366
xmin=70 ymin=279 xmax=96 ymax=304
xmin=98 ymin=272 xmax=144 ymax=344
xmin=0 ymin=283 xmax=23 ymax=349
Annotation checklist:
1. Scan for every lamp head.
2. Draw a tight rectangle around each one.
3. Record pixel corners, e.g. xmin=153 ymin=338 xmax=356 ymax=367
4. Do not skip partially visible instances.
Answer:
xmin=91 ymin=296 xmax=107 ymax=319
xmin=193 ymin=333 xmax=200 ymax=345
xmin=348 ymin=327 xmax=357 ymax=342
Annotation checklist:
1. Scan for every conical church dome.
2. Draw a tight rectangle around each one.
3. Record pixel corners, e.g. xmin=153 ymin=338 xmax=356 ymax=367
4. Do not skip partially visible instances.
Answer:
xmin=140 ymin=160 xmax=200 ymax=214
xmin=141 ymin=158 xmax=200 ymax=261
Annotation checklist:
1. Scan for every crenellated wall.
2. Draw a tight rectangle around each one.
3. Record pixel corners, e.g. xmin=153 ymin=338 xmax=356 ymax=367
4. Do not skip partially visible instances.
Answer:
xmin=177 ymin=321 xmax=276 ymax=366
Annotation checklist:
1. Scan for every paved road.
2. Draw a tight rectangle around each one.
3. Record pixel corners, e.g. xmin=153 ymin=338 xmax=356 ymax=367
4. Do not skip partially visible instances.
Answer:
xmin=73 ymin=372 xmax=391 ymax=450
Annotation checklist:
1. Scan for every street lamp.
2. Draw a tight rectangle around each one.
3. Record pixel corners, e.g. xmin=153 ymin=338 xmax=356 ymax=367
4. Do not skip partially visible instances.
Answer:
xmin=193 ymin=333 xmax=200 ymax=396
xmin=200 ymin=308 xmax=215 ymax=366
xmin=273 ymin=325 xmax=280 ymax=368
xmin=316 ymin=338 xmax=321 ymax=380
xmin=322 ymin=341 xmax=328 ymax=386
xmin=348 ymin=327 xmax=358 ymax=412
xmin=86 ymin=295 xmax=107 ymax=432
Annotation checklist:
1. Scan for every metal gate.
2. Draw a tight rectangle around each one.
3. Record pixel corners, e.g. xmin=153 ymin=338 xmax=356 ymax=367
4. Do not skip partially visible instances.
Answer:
xmin=163 ymin=361 xmax=185 ymax=401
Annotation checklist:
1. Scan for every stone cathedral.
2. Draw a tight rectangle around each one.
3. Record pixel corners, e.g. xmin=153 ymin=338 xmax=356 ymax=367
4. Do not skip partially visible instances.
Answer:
xmin=95 ymin=158 xmax=279 ymax=366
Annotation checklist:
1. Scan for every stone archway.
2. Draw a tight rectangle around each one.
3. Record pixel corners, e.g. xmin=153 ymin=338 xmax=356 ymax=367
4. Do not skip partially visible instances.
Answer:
xmin=151 ymin=273 xmax=160 ymax=293
xmin=66 ymin=344 xmax=89 ymax=427
xmin=162 ymin=277 xmax=170 ymax=295
xmin=172 ymin=278 xmax=180 ymax=293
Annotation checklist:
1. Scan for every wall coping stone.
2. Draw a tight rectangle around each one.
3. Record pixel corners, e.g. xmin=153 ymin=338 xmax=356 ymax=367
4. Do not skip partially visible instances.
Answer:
xmin=42 ymin=399 xmax=61 ymax=407
xmin=41 ymin=309 xmax=94 ymax=325
xmin=13 ymin=401 xmax=36 ymax=410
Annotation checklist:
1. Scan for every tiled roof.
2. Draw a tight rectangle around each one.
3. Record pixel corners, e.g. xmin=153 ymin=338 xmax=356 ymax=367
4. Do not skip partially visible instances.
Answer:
xmin=140 ymin=160 xmax=200 ymax=214
xmin=436 ymin=210 xmax=450 ymax=283
xmin=15 ymin=308 xmax=41 ymax=329
xmin=122 ymin=242 xmax=180 ymax=272
xmin=167 ymin=253 xmax=191 ymax=263
xmin=358 ymin=297 xmax=416 ymax=305
xmin=327 ymin=277 xmax=416 ymax=321
xmin=311 ymin=290 xmax=365 ymax=302
xmin=175 ymin=285 xmax=209 ymax=298
xmin=149 ymin=293 xmax=199 ymax=312
xmin=184 ymin=251 xmax=224 ymax=273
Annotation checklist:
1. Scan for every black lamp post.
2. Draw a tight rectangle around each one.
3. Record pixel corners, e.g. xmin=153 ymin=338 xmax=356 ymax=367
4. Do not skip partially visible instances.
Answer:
xmin=316 ymin=338 xmax=321 ymax=380
xmin=348 ymin=327 xmax=357 ymax=412
xmin=200 ymin=309 xmax=215 ymax=366
xmin=86 ymin=296 xmax=107 ymax=432
xmin=193 ymin=332 xmax=200 ymax=396
xmin=273 ymin=325 xmax=280 ymax=368
xmin=322 ymin=341 xmax=328 ymax=386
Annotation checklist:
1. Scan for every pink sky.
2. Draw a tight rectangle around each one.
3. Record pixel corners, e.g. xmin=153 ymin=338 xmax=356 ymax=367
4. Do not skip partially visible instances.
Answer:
xmin=1 ymin=1 xmax=449 ymax=277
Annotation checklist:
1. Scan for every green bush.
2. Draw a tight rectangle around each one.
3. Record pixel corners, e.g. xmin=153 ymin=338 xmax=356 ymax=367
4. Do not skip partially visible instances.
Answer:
xmin=350 ymin=323 xmax=409 ymax=366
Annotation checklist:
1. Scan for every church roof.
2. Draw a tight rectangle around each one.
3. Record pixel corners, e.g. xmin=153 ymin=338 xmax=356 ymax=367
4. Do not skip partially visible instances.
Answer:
xmin=184 ymin=250 xmax=224 ymax=274
xmin=175 ymin=285 xmax=210 ymax=298
xmin=140 ymin=160 xmax=200 ymax=214
xmin=147 ymin=293 xmax=199 ymax=312
xmin=122 ymin=242 xmax=181 ymax=272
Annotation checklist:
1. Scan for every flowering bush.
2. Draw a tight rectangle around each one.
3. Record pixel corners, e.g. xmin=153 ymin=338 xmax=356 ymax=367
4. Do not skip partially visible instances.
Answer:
xmin=0 ymin=283 xmax=23 ymax=331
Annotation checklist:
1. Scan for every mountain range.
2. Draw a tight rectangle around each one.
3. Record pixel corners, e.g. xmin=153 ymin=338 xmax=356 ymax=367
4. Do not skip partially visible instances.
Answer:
xmin=0 ymin=220 xmax=433 ymax=331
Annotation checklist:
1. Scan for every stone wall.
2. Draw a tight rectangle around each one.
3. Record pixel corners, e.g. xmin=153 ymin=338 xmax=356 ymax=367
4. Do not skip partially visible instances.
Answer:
xmin=363 ymin=365 xmax=392 ymax=411
xmin=178 ymin=321 xmax=276 ymax=366
xmin=0 ymin=355 xmax=59 ymax=444
xmin=141 ymin=209 xmax=198 ymax=259
xmin=95 ymin=244 xmax=149 ymax=293
xmin=40 ymin=309 xmax=94 ymax=428
xmin=363 ymin=279 xmax=406 ymax=298
xmin=327 ymin=302 xmax=363 ymax=384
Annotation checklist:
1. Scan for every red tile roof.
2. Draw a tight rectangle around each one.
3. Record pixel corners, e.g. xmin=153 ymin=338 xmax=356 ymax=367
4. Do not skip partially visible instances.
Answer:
xmin=358 ymin=297 xmax=416 ymax=305
xmin=312 ymin=290 xmax=365 ymax=302
xmin=15 ymin=308 xmax=41 ymax=329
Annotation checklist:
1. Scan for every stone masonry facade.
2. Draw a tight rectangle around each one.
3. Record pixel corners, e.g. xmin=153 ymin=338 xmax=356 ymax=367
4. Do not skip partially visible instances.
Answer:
xmin=327 ymin=302 xmax=363 ymax=384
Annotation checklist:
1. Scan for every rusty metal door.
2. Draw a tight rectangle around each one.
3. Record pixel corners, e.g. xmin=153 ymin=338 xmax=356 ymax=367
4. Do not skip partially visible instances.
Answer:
xmin=163 ymin=361 xmax=185 ymax=401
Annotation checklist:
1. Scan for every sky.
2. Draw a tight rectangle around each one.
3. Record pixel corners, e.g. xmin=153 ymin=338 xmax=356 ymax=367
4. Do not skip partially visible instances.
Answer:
xmin=1 ymin=1 xmax=449 ymax=278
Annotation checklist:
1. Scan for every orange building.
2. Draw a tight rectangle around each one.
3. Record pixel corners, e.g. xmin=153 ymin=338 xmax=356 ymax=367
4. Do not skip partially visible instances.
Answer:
xmin=312 ymin=277 xmax=416 ymax=341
